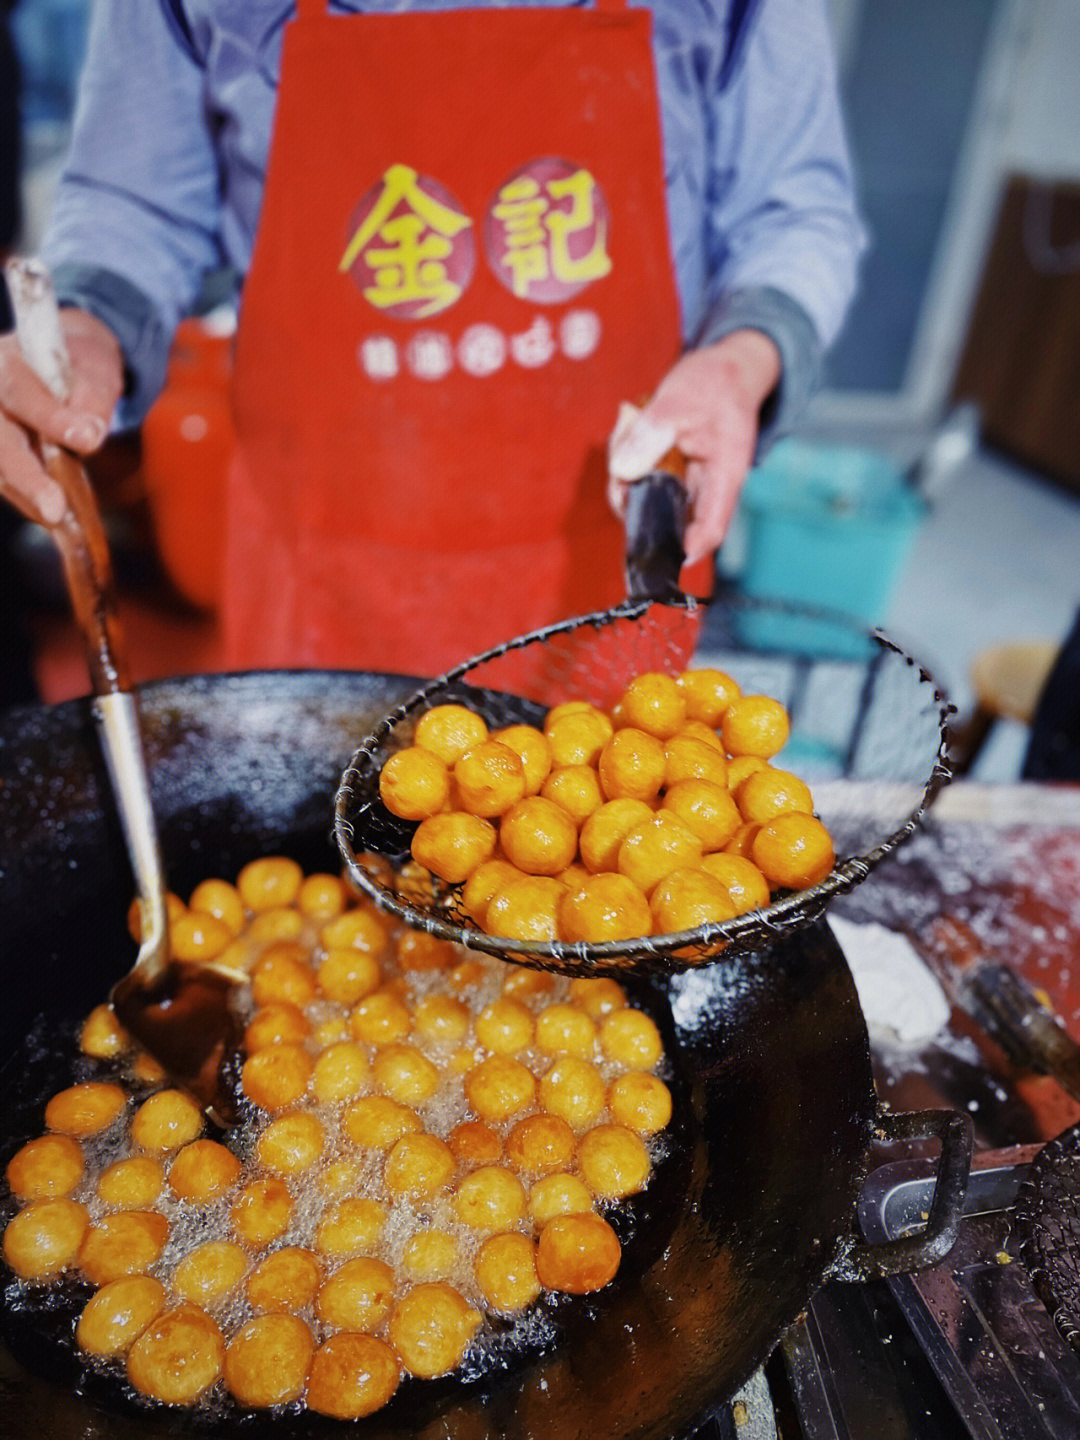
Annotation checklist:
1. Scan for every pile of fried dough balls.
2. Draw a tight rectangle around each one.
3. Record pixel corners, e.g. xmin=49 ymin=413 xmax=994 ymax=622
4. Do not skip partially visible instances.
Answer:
xmin=379 ymin=668 xmax=835 ymax=948
xmin=2 ymin=855 xmax=673 ymax=1419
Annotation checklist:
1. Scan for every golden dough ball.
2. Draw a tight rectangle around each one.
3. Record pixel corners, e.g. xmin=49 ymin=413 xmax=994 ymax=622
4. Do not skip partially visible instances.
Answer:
xmin=483 ymin=875 xmax=564 ymax=943
xmin=307 ymin=1332 xmax=401 ymax=1419
xmin=130 ymin=1051 xmax=168 ymax=1086
xmin=372 ymin=1043 xmax=440 ymax=1105
xmin=168 ymin=1138 xmax=242 ymax=1201
xmin=567 ymin=976 xmax=627 ymax=1020
xmin=536 ymin=1212 xmax=621 ymax=1294
xmin=599 ymin=1007 xmax=664 ymax=1070
xmin=751 ymin=812 xmax=835 ymax=890
xmin=556 ymin=861 xmax=591 ymax=894
xmin=241 ymin=1043 xmax=313 ymax=1113
xmin=579 ymin=798 xmax=654 ymax=873
xmin=316 ymin=1197 xmax=388 ymax=1260
xmin=650 ymin=867 xmax=738 ymax=939
xmin=535 ymin=1002 xmax=597 ymax=1057
xmin=557 ymin=872 xmax=652 ymax=944
xmin=465 ymin=1054 xmax=537 ymax=1123
xmin=453 ymin=1165 xmax=527 ymax=1231
xmin=250 ymin=940 xmax=318 ymax=1008
xmin=501 ymin=964 xmax=557 ymax=1000
xmin=45 ymin=1081 xmax=127 ymax=1137
xmin=312 ymin=1041 xmax=371 ymax=1104
xmin=79 ymin=1209 xmax=170 ymax=1285
xmin=617 ymin=673 xmax=687 ymax=740
xmin=698 ymin=852 xmax=772 ymax=914
xmin=617 ymin=812 xmax=704 ymax=896
xmin=608 ymin=1072 xmax=673 ymax=1134
xmin=538 ymin=1056 xmax=606 ymax=1130
xmin=413 ymin=993 xmax=472 ymax=1045
xmin=379 ymin=744 xmax=452 ymax=820
xmin=492 ymin=725 xmax=552 ymax=796
xmin=316 ymin=1256 xmax=396 ymax=1331
xmin=224 ymin=1313 xmax=314 ymax=1409
xmin=6 ymin=1133 xmax=84 ymax=1202
xmin=246 ymin=1246 xmax=321 ymax=1313
xmin=188 ymin=878 xmax=246 ymax=937
xmin=475 ymin=1232 xmax=541 ymax=1313
xmin=545 ymin=709 xmax=613 ymax=769
xmin=662 ymin=779 xmax=742 ymax=851
xmin=129 ymin=1088 xmax=203 ymax=1153
xmin=506 ymin=1114 xmax=576 ymax=1176
xmin=230 ymin=1177 xmax=293 ymax=1249
xmin=246 ymin=905 xmax=304 ymax=945
xmin=577 ymin=1124 xmax=651 ymax=1199
xmin=349 ymin=989 xmax=412 ymax=1047
xmin=127 ymin=1303 xmax=224 ymax=1405
xmin=396 ymin=929 xmax=457 ymax=972
xmin=414 ymin=704 xmax=489 ymax=765
xmin=76 ymin=1276 xmax=166 ymax=1358
xmin=128 ymin=890 xmax=185 ymax=942
xmin=720 ymin=694 xmax=790 ymax=759
xmin=243 ymin=1001 xmax=312 ymax=1051
xmin=663 ymin=734 xmax=729 ymax=790
xmin=79 ymin=1004 xmax=131 ymax=1059
xmin=450 ymin=1043 xmax=483 ymax=1075
xmin=321 ymin=906 xmax=389 ymax=955
xmin=462 ymin=859 xmax=521 ymax=924
xmin=527 ymin=1172 xmax=594 ymax=1228
xmin=736 ymin=765 xmax=815 ymax=823
xmin=2 ymin=1198 xmax=88 ymax=1280
xmin=726 ymin=753 xmax=765 ymax=790
xmin=389 ymin=1282 xmax=481 ymax=1378
xmin=475 ymin=996 xmax=535 ymax=1055
xmin=97 ymin=1155 xmax=165 ymax=1210
xmin=256 ymin=1112 xmax=326 ymax=1176
xmin=448 ymin=957 xmax=489 ymax=992
xmin=453 ymin=740 xmax=527 ymax=818
xmin=411 ymin=811 xmax=497 ymax=884
xmin=343 ymin=1094 xmax=422 ymax=1150
xmin=597 ymin=728 xmax=667 ymax=803
xmin=170 ymin=909 xmax=233 ymax=963
xmin=318 ymin=1156 xmax=367 ymax=1200
xmin=297 ymin=872 xmax=348 ymax=920
xmin=449 ymin=1120 xmax=504 ymax=1167
xmin=384 ymin=1133 xmax=456 ymax=1198
xmin=172 ymin=1240 xmax=251 ymax=1305
xmin=313 ymin=1019 xmax=350 ymax=1053
xmin=498 ymin=797 xmax=578 ymax=878
xmin=237 ymin=855 xmax=303 ymax=913
xmin=543 ymin=700 xmax=602 ymax=733
xmin=541 ymin=765 xmax=604 ymax=826
xmin=675 ymin=668 xmax=742 ymax=727
xmin=401 ymin=1230 xmax=459 ymax=1281
xmin=722 ymin=819 xmax=762 ymax=858
xmin=678 ymin=719 xmax=726 ymax=751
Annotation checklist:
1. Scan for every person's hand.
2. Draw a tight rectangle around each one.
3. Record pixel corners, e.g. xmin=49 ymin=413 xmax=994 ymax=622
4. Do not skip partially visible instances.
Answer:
xmin=0 ymin=308 xmax=124 ymax=526
xmin=608 ymin=329 xmax=782 ymax=564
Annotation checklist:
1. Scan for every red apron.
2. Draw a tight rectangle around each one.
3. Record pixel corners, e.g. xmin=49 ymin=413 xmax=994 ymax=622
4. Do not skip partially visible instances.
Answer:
xmin=227 ymin=0 xmax=706 ymax=676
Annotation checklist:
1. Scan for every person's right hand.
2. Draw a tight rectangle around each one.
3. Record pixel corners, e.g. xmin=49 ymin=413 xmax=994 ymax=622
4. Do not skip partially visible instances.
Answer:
xmin=0 ymin=308 xmax=124 ymax=525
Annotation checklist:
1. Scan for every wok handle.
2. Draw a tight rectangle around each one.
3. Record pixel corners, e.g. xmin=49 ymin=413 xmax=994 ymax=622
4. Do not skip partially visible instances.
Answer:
xmin=623 ymin=467 xmax=688 ymax=603
xmin=833 ymin=1107 xmax=974 ymax=1282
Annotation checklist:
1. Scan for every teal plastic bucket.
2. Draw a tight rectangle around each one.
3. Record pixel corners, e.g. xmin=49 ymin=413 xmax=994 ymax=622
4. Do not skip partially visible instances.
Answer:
xmin=733 ymin=439 xmax=926 ymax=658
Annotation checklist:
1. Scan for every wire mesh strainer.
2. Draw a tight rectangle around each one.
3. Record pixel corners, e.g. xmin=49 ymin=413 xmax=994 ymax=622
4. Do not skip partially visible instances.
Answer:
xmin=334 ymin=584 xmax=953 ymax=979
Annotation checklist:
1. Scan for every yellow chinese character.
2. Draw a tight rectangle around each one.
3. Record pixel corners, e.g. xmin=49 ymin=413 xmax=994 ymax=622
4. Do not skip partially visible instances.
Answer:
xmin=493 ymin=177 xmax=551 ymax=298
xmin=340 ymin=164 xmax=473 ymax=317
xmin=545 ymin=169 xmax=612 ymax=286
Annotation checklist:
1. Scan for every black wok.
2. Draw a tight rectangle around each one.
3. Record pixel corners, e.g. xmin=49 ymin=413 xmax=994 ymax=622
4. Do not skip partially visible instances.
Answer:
xmin=0 ymin=671 xmax=969 ymax=1439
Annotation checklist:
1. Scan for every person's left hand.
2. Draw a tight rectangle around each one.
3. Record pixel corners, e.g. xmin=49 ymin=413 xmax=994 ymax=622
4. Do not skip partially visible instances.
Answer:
xmin=608 ymin=329 xmax=781 ymax=564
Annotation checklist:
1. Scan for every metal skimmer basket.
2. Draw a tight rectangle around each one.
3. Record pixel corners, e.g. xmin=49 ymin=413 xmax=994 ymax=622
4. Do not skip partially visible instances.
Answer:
xmin=1012 ymin=1125 xmax=1080 ymax=1350
xmin=334 ymin=587 xmax=953 ymax=979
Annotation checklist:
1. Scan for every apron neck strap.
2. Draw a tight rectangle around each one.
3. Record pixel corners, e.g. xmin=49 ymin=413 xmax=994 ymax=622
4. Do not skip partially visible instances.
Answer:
xmin=296 ymin=0 xmax=630 ymax=18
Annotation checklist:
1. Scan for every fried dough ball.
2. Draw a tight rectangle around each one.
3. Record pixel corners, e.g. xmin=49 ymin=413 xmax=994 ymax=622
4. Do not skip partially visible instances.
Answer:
xmin=411 ymin=812 xmax=497 ymax=884
xmin=599 ymin=1007 xmax=664 ymax=1069
xmin=79 ymin=1004 xmax=130 ymax=1059
xmin=541 ymin=765 xmax=604 ymax=826
xmin=545 ymin=709 xmax=612 ymax=768
xmin=491 ymin=725 xmax=552 ymax=795
xmin=384 ymin=1133 xmax=456 ymax=1199
xmin=453 ymin=740 xmax=527 ymax=818
xmin=128 ymin=890 xmax=185 ymax=942
xmin=397 ymin=931 xmax=456 ymax=974
xmin=316 ymin=1256 xmax=396 ymax=1331
xmin=251 ymin=940 xmax=318 ymax=1008
xmin=501 ymin=964 xmax=557 ymax=1000
xmin=678 ymin=719 xmax=727 ymax=751
xmin=538 ymin=1056 xmax=606 ymax=1130
xmin=316 ymin=1198 xmax=388 ymax=1259
xmin=318 ymin=1156 xmax=367 ymax=1200
xmin=388 ymin=1282 xmax=481 ymax=1378
xmin=465 ymin=1055 xmax=537 ymax=1123
xmin=189 ymin=877 xmax=247 ymax=936
xmin=662 ymin=734 xmax=728 ymax=789
xmin=535 ymin=1003 xmax=597 ymax=1057
xmin=379 ymin=745 xmax=452 ymax=820
xmin=484 ymin=875 xmax=564 ymax=943
xmin=401 ymin=1229 xmax=460 ymax=1281
xmin=448 ymin=1120 xmax=503 ymax=1167
xmin=414 ymin=704 xmax=489 ymax=764
xmin=373 ymin=1043 xmax=440 ymax=1104
xmin=2 ymin=1198 xmax=88 ymax=1279
xmin=129 ymin=1051 xmax=168 ymax=1085
xmin=462 ymin=859 xmax=522 ymax=924
xmin=127 ymin=1304 xmax=225 ymax=1405
xmin=543 ymin=700 xmax=603 ymax=734
xmin=297 ymin=872 xmax=348 ymax=920
xmin=720 ymin=695 xmax=790 ymax=759
xmin=167 ymin=1139 xmax=242 ymax=1201
xmin=256 ymin=1112 xmax=326 ymax=1176
xmin=498 ymin=797 xmax=579 ymax=879
xmin=241 ymin=1043 xmax=313 ymax=1112
xmin=244 ymin=1001 xmax=312 ymax=1051
xmin=413 ymin=993 xmax=471 ymax=1045
xmin=558 ymin=873 xmax=652 ymax=944
xmin=475 ymin=996 xmax=535 ymax=1055
xmin=577 ymin=1124 xmax=651 ymax=1199
xmin=617 ymin=812 xmax=703 ymax=895
xmin=6 ymin=1133 xmax=84 ymax=1201
xmin=230 ymin=1177 xmax=293 ymax=1248
xmin=172 ymin=1240 xmax=251 ymax=1305
xmin=597 ymin=729 xmax=666 ymax=803
xmin=699 ymin=852 xmax=772 ymax=914
xmin=506 ymin=1114 xmax=576 ymax=1176
xmin=170 ymin=910 xmax=233 ymax=963
xmin=618 ymin=673 xmax=687 ymax=740
xmin=535 ymin=1212 xmax=621 ymax=1294
xmin=475 ymin=1232 xmax=541 ymax=1313
xmin=675 ymin=667 xmax=741 ymax=726
xmin=527 ymin=1173 xmax=595 ymax=1228
xmin=246 ymin=1247 xmax=321 ymax=1314
xmin=662 ymin=779 xmax=741 ymax=851
xmin=567 ymin=976 xmax=627 ymax=1020
xmin=722 ymin=817 xmax=762 ymax=856
xmin=97 ymin=1155 xmax=165 ymax=1210
xmin=76 ymin=1276 xmax=167 ymax=1357
xmin=247 ymin=905 xmax=304 ymax=944
xmin=453 ymin=1166 xmax=527 ymax=1232
xmin=312 ymin=1041 xmax=371 ymax=1103
xmin=343 ymin=1095 xmax=422 ymax=1150
xmin=45 ymin=1081 xmax=127 ymax=1137
xmin=321 ymin=907 xmax=389 ymax=955
xmin=579 ymin=798 xmax=654 ymax=873
xmin=237 ymin=855 xmax=303 ymax=912
xmin=650 ymin=867 xmax=737 ymax=938
xmin=608 ymin=1072 xmax=673 ymax=1134
xmin=224 ymin=1314 xmax=314 ymax=1408
xmin=79 ymin=1210 xmax=170 ymax=1285
xmin=735 ymin=766 xmax=814 ymax=823
xmin=350 ymin=990 xmax=413 ymax=1047
xmin=751 ymin=812 xmax=835 ymax=890
xmin=307 ymin=1332 xmax=401 ymax=1419
xmin=129 ymin=1089 xmax=203 ymax=1153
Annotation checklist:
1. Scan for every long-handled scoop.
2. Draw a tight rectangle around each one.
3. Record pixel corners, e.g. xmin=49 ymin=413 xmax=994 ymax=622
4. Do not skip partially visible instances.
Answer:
xmin=6 ymin=258 xmax=243 ymax=1123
